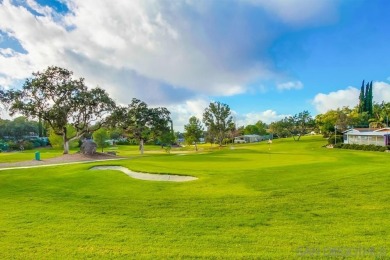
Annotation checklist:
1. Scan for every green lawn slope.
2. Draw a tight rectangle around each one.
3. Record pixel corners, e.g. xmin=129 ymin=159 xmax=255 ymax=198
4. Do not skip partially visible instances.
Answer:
xmin=0 ymin=136 xmax=389 ymax=258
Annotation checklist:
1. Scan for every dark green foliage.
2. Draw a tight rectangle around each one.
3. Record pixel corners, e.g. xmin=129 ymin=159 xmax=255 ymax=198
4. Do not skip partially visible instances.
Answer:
xmin=358 ymin=80 xmax=365 ymax=113
xmin=20 ymin=140 xmax=34 ymax=150
xmin=358 ymin=80 xmax=373 ymax=116
xmin=368 ymin=81 xmax=373 ymax=116
xmin=203 ymin=101 xmax=233 ymax=146
xmin=108 ymin=98 xmax=172 ymax=154
xmin=2 ymin=66 xmax=115 ymax=154
xmin=270 ymin=111 xmax=314 ymax=141
xmin=333 ymin=143 xmax=388 ymax=152
xmin=184 ymin=116 xmax=204 ymax=151
xmin=93 ymin=128 xmax=109 ymax=152
xmin=6 ymin=140 xmax=33 ymax=150
xmin=0 ymin=116 xmax=39 ymax=140
xmin=0 ymin=141 xmax=9 ymax=151
xmin=244 ymin=121 xmax=267 ymax=135
xmin=115 ymin=139 xmax=132 ymax=145
xmin=328 ymin=134 xmax=343 ymax=145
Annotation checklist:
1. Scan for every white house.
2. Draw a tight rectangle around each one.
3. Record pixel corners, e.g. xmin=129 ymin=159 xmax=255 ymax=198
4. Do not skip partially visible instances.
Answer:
xmin=234 ymin=134 xmax=273 ymax=143
xmin=343 ymin=128 xmax=390 ymax=146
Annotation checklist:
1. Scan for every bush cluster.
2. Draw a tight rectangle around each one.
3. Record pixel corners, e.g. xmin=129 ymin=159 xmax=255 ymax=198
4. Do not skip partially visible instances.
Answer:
xmin=328 ymin=134 xmax=344 ymax=145
xmin=116 ymin=139 xmax=132 ymax=145
xmin=333 ymin=143 xmax=388 ymax=152
xmin=0 ymin=137 xmax=50 ymax=151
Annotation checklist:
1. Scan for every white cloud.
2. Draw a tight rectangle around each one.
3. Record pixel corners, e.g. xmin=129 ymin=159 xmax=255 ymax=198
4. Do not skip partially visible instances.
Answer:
xmin=0 ymin=76 xmax=14 ymax=89
xmin=373 ymin=81 xmax=390 ymax=102
xmin=312 ymin=87 xmax=359 ymax=113
xmin=235 ymin=109 xmax=289 ymax=126
xmin=312 ymin=82 xmax=390 ymax=113
xmin=166 ymin=98 xmax=210 ymax=131
xmin=0 ymin=0 xmax=338 ymax=106
xmin=0 ymin=0 xmax=340 ymax=127
xmin=167 ymin=99 xmax=290 ymax=131
xmin=276 ymin=81 xmax=303 ymax=91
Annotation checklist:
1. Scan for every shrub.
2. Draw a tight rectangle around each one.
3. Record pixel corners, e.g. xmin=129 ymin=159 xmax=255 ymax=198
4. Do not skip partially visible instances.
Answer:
xmin=20 ymin=140 xmax=34 ymax=150
xmin=0 ymin=141 xmax=9 ymax=151
xmin=116 ymin=139 xmax=131 ymax=145
xmin=7 ymin=140 xmax=19 ymax=150
xmin=338 ymin=143 xmax=388 ymax=152
xmin=328 ymin=134 xmax=344 ymax=145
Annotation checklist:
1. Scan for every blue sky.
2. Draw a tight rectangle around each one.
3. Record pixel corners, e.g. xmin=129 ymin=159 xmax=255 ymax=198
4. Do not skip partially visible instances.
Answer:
xmin=1 ymin=0 xmax=390 ymax=130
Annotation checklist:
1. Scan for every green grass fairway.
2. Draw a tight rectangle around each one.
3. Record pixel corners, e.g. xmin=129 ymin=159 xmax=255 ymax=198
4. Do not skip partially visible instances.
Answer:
xmin=1 ymin=136 xmax=389 ymax=258
xmin=0 ymin=147 xmax=64 ymax=163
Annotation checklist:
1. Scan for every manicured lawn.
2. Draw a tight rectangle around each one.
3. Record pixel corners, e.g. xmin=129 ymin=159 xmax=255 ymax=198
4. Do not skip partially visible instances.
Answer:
xmin=0 ymin=147 xmax=64 ymax=163
xmin=0 ymin=136 xmax=389 ymax=258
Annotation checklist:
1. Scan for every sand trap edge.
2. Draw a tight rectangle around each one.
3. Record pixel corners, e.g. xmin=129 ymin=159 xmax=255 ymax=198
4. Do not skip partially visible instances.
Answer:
xmin=90 ymin=166 xmax=198 ymax=182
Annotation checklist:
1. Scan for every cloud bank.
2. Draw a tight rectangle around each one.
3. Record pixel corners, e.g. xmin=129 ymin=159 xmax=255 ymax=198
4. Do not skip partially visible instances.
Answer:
xmin=0 ymin=0 xmax=339 ymax=104
xmin=312 ymin=82 xmax=390 ymax=113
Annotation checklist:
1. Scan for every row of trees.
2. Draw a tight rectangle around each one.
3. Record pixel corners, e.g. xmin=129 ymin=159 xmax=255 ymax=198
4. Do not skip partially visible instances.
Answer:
xmin=2 ymin=70 xmax=389 ymax=153
xmin=315 ymin=102 xmax=390 ymax=137
xmin=358 ymin=80 xmax=373 ymax=116
xmin=269 ymin=111 xmax=314 ymax=140
xmin=183 ymin=101 xmax=275 ymax=150
xmin=0 ymin=117 xmax=39 ymax=140
xmin=183 ymin=101 xmax=390 ymax=149
xmin=0 ymin=66 xmax=173 ymax=154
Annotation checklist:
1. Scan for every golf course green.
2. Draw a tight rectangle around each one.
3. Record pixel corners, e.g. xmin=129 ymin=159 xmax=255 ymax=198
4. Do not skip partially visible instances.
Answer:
xmin=0 ymin=136 xmax=389 ymax=258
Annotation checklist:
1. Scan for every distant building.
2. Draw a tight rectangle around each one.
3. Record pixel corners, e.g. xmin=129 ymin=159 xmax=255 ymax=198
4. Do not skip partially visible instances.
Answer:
xmin=234 ymin=134 xmax=273 ymax=144
xmin=343 ymin=128 xmax=390 ymax=146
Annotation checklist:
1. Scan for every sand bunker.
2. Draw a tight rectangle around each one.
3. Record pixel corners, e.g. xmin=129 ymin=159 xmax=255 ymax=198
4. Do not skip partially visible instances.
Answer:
xmin=90 ymin=166 xmax=197 ymax=182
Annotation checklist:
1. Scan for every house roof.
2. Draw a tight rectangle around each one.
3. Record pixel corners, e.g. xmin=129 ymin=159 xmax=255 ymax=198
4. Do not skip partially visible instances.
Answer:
xmin=344 ymin=127 xmax=390 ymax=136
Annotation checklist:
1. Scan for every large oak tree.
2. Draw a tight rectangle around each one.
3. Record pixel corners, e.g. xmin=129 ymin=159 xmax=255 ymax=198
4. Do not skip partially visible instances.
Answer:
xmin=2 ymin=66 xmax=115 ymax=154
xmin=109 ymin=98 xmax=172 ymax=154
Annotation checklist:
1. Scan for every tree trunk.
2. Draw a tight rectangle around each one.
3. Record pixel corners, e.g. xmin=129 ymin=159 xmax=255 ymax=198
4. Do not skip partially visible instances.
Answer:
xmin=63 ymin=127 xmax=69 ymax=154
xmin=195 ymin=142 xmax=198 ymax=151
xmin=139 ymin=139 xmax=144 ymax=155
xmin=63 ymin=139 xmax=70 ymax=154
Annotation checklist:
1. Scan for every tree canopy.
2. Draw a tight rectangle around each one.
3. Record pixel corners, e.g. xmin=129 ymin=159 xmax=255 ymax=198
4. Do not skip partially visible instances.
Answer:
xmin=108 ymin=98 xmax=172 ymax=154
xmin=1 ymin=66 xmax=115 ymax=154
xmin=184 ymin=116 xmax=203 ymax=151
xmin=203 ymin=101 xmax=233 ymax=146
xmin=0 ymin=116 xmax=38 ymax=140
xmin=93 ymin=128 xmax=109 ymax=152
xmin=243 ymin=120 xmax=267 ymax=135
xmin=269 ymin=111 xmax=314 ymax=141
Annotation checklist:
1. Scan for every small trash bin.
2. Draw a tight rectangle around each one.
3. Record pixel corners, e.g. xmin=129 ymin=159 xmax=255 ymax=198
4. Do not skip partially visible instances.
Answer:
xmin=35 ymin=151 xmax=40 ymax=161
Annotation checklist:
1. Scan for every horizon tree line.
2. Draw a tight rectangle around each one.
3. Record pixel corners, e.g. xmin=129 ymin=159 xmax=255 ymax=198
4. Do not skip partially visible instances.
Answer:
xmin=2 ymin=70 xmax=390 ymax=152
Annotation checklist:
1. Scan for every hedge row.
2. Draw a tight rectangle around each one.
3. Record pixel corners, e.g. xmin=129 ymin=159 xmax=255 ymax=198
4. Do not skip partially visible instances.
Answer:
xmin=333 ymin=143 xmax=389 ymax=152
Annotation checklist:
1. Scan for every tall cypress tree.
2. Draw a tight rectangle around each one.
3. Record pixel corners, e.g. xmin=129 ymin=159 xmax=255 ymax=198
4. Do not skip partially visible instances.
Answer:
xmin=358 ymin=80 xmax=365 ymax=113
xmin=358 ymin=79 xmax=374 ymax=118
xmin=367 ymin=81 xmax=373 ymax=116
xmin=364 ymin=82 xmax=370 ymax=113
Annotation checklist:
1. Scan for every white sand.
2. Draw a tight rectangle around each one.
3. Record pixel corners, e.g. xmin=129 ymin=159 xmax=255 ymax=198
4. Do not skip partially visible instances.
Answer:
xmin=90 ymin=166 xmax=197 ymax=182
